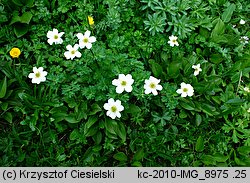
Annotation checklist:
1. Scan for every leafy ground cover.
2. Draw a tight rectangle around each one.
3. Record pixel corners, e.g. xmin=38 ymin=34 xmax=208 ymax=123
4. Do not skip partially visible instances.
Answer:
xmin=0 ymin=0 xmax=249 ymax=166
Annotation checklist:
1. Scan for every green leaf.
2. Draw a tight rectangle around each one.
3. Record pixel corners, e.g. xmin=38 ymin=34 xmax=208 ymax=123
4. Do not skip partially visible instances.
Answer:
xmin=14 ymin=24 xmax=29 ymax=37
xmin=0 ymin=76 xmax=7 ymax=98
xmin=113 ymin=152 xmax=127 ymax=162
xmin=237 ymin=146 xmax=250 ymax=156
xmin=195 ymin=136 xmax=204 ymax=152
xmin=115 ymin=122 xmax=126 ymax=142
xmin=195 ymin=114 xmax=202 ymax=126
xmin=89 ymin=103 xmax=102 ymax=115
xmin=3 ymin=112 xmax=13 ymax=123
xmin=131 ymin=161 xmax=142 ymax=167
xmin=211 ymin=18 xmax=225 ymax=37
xmin=212 ymin=153 xmax=228 ymax=162
xmin=65 ymin=114 xmax=79 ymax=123
xmin=226 ymin=98 xmax=245 ymax=105
xmin=20 ymin=12 xmax=33 ymax=24
xmin=85 ymin=116 xmax=98 ymax=129
xmin=210 ymin=53 xmax=223 ymax=64
xmin=70 ymin=129 xmax=80 ymax=140
xmin=12 ymin=0 xmax=23 ymax=6
xmin=133 ymin=149 xmax=144 ymax=161
xmin=221 ymin=3 xmax=236 ymax=23
xmin=167 ymin=62 xmax=181 ymax=78
xmin=149 ymin=60 xmax=163 ymax=78
xmin=179 ymin=101 xmax=195 ymax=111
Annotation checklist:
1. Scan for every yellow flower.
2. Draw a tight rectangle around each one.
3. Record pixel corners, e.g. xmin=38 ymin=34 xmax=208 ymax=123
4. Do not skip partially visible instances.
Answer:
xmin=88 ymin=16 xmax=94 ymax=26
xmin=10 ymin=47 xmax=21 ymax=58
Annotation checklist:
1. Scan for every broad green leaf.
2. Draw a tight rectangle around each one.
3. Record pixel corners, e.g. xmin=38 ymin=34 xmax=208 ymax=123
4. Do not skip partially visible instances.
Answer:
xmin=195 ymin=136 xmax=204 ymax=152
xmin=195 ymin=114 xmax=202 ymax=126
xmin=222 ymin=3 xmax=236 ymax=23
xmin=10 ymin=15 xmax=21 ymax=25
xmin=85 ymin=116 xmax=98 ymax=129
xmin=149 ymin=60 xmax=163 ymax=78
xmin=113 ymin=152 xmax=127 ymax=162
xmin=89 ymin=103 xmax=102 ymax=115
xmin=179 ymin=101 xmax=195 ymax=111
xmin=131 ymin=161 xmax=142 ymax=167
xmin=201 ymin=155 xmax=216 ymax=166
xmin=167 ymin=62 xmax=181 ymax=78
xmin=14 ymin=24 xmax=29 ymax=37
xmin=133 ymin=149 xmax=144 ymax=161
xmin=12 ymin=0 xmax=23 ymax=6
xmin=70 ymin=129 xmax=79 ymax=140
xmin=226 ymin=98 xmax=245 ymax=105
xmin=211 ymin=18 xmax=225 ymax=37
xmin=210 ymin=53 xmax=223 ymax=64
xmin=212 ymin=153 xmax=228 ymax=162
xmin=65 ymin=114 xmax=79 ymax=123
xmin=92 ymin=131 xmax=102 ymax=144
xmin=237 ymin=146 xmax=250 ymax=156
xmin=0 ymin=76 xmax=7 ymax=98
xmin=84 ymin=126 xmax=98 ymax=137
xmin=20 ymin=12 xmax=33 ymax=24
xmin=3 ymin=112 xmax=13 ymax=123
xmin=115 ymin=122 xmax=126 ymax=142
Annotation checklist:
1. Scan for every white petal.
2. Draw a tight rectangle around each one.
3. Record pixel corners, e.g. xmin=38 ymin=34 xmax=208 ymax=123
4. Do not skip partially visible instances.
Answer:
xmin=116 ymin=112 xmax=121 ymax=118
xmin=112 ymin=79 xmax=119 ymax=86
xmin=38 ymin=67 xmax=43 ymax=72
xmin=156 ymin=85 xmax=162 ymax=91
xmin=33 ymin=67 xmax=38 ymax=73
xmin=181 ymin=92 xmax=188 ymax=97
xmin=119 ymin=74 xmax=126 ymax=80
xmin=104 ymin=103 xmax=110 ymax=110
xmin=85 ymin=30 xmax=91 ymax=37
xmin=89 ymin=36 xmax=96 ymax=43
xmin=144 ymin=88 xmax=151 ymax=94
xmin=108 ymin=98 xmax=115 ymax=104
xmin=76 ymin=33 xmax=84 ymax=39
xmin=47 ymin=39 xmax=54 ymax=45
xmin=125 ymin=85 xmax=133 ymax=92
xmin=115 ymin=100 xmax=121 ymax=106
xmin=152 ymin=89 xmax=158 ymax=95
xmin=75 ymin=51 xmax=81 ymax=58
xmin=66 ymin=45 xmax=72 ymax=50
xmin=47 ymin=31 xmax=53 ymax=38
xmin=176 ymin=89 xmax=182 ymax=94
xmin=116 ymin=86 xmax=124 ymax=94
xmin=117 ymin=105 xmax=124 ymax=111
xmin=180 ymin=82 xmax=186 ymax=88
xmin=28 ymin=73 xmax=35 ymax=79
xmin=58 ymin=32 xmax=64 ymax=37
xmin=109 ymin=112 xmax=116 ymax=119
xmin=40 ymin=77 xmax=46 ymax=82
xmin=85 ymin=43 xmax=92 ymax=49
xmin=52 ymin=29 xmax=58 ymax=34
xmin=64 ymin=51 xmax=71 ymax=59
xmin=41 ymin=71 xmax=48 ymax=77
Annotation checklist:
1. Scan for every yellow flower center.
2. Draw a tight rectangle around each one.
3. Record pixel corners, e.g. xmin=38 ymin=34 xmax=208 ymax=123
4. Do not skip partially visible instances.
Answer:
xmin=54 ymin=35 xmax=58 ymax=39
xmin=111 ymin=106 xmax=117 ymax=113
xmin=173 ymin=39 xmax=177 ymax=43
xmin=10 ymin=48 xmax=21 ymax=58
xmin=121 ymin=80 xmax=127 ymax=86
xmin=183 ymin=88 xmax=188 ymax=92
xmin=35 ymin=72 xmax=41 ymax=78
xmin=71 ymin=50 xmax=76 ymax=54
xmin=83 ymin=38 xmax=89 ymax=43
xmin=150 ymin=83 xmax=156 ymax=89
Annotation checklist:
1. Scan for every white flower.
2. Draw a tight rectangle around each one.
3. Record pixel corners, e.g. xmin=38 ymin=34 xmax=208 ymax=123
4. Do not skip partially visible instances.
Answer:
xmin=76 ymin=30 xmax=96 ymax=49
xmin=168 ymin=35 xmax=179 ymax=47
xmin=112 ymin=74 xmax=134 ymax=94
xmin=176 ymin=82 xmax=194 ymax=97
xmin=64 ymin=44 xmax=81 ymax=60
xmin=28 ymin=67 xmax=47 ymax=84
xmin=240 ymin=19 xmax=246 ymax=25
xmin=144 ymin=76 xmax=163 ymax=95
xmin=244 ymin=87 xmax=250 ymax=93
xmin=103 ymin=98 xmax=124 ymax=119
xmin=47 ymin=28 xmax=64 ymax=45
xmin=248 ymin=108 xmax=250 ymax=113
xmin=240 ymin=36 xmax=249 ymax=45
xmin=192 ymin=64 xmax=202 ymax=76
